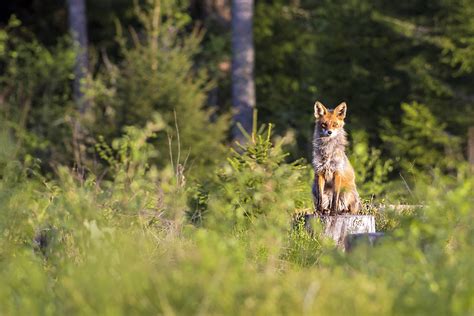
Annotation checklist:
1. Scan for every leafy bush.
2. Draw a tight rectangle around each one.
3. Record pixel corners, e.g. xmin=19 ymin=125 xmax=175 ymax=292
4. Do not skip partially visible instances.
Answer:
xmin=90 ymin=0 xmax=229 ymax=173
xmin=381 ymin=102 xmax=462 ymax=176
xmin=188 ymin=124 xmax=312 ymax=231
xmin=349 ymin=130 xmax=393 ymax=198
xmin=0 ymin=16 xmax=76 ymax=165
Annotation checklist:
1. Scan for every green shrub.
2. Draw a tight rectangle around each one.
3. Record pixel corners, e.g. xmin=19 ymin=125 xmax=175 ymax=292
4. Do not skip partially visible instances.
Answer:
xmin=349 ymin=130 xmax=393 ymax=198
xmin=381 ymin=102 xmax=463 ymax=176
xmin=189 ymin=124 xmax=313 ymax=232
xmin=0 ymin=16 xmax=75 ymax=166
xmin=90 ymin=0 xmax=229 ymax=174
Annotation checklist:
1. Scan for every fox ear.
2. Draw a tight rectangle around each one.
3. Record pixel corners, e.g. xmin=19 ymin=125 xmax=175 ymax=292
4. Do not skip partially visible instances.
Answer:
xmin=335 ymin=102 xmax=347 ymax=119
xmin=314 ymin=101 xmax=328 ymax=119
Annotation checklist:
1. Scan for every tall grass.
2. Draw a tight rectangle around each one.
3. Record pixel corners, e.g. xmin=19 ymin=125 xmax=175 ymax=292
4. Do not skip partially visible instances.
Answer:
xmin=0 ymin=123 xmax=472 ymax=315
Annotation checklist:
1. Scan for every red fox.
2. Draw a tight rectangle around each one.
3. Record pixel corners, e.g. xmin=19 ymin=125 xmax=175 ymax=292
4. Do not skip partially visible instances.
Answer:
xmin=312 ymin=101 xmax=360 ymax=215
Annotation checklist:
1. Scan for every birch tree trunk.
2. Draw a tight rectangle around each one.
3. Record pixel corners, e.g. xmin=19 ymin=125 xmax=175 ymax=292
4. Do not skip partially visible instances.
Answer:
xmin=231 ymin=0 xmax=255 ymax=142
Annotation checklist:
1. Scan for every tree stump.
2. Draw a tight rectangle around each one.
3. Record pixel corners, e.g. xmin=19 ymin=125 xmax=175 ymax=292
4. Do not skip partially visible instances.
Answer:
xmin=304 ymin=214 xmax=376 ymax=249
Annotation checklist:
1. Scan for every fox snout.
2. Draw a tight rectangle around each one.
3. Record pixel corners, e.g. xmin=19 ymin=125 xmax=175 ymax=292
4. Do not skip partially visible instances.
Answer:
xmin=319 ymin=128 xmax=334 ymax=137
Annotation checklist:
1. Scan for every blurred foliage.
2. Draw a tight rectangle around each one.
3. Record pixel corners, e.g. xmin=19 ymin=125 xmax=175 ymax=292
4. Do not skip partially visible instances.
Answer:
xmin=0 ymin=2 xmax=229 ymax=175
xmin=349 ymin=130 xmax=393 ymax=198
xmin=381 ymin=102 xmax=462 ymax=176
xmin=1 ymin=0 xmax=473 ymax=175
xmin=0 ymin=121 xmax=473 ymax=314
xmin=254 ymin=0 xmax=317 ymax=155
xmin=251 ymin=0 xmax=474 ymax=160
xmin=0 ymin=16 xmax=76 ymax=165
xmin=90 ymin=0 xmax=229 ymax=174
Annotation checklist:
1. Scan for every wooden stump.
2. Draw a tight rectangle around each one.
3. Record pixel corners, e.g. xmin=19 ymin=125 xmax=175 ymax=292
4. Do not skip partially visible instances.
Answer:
xmin=304 ymin=214 xmax=376 ymax=249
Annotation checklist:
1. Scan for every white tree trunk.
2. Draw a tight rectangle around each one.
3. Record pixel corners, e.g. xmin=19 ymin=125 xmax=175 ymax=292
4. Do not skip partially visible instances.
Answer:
xmin=231 ymin=0 xmax=255 ymax=142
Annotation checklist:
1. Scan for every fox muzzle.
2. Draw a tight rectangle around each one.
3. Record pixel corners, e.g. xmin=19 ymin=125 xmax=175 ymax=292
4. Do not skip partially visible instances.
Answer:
xmin=320 ymin=129 xmax=333 ymax=137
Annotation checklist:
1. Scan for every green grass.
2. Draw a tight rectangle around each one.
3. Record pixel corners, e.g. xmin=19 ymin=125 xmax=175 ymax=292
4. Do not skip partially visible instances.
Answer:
xmin=0 ymin=127 xmax=472 ymax=315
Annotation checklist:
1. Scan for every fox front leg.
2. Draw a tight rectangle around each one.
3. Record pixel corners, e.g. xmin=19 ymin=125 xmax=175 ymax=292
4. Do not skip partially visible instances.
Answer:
xmin=331 ymin=172 xmax=342 ymax=215
xmin=313 ymin=173 xmax=325 ymax=213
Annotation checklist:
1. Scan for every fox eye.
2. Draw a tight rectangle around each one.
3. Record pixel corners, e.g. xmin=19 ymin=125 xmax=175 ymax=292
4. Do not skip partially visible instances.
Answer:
xmin=333 ymin=123 xmax=339 ymax=128
xmin=321 ymin=123 xmax=327 ymax=129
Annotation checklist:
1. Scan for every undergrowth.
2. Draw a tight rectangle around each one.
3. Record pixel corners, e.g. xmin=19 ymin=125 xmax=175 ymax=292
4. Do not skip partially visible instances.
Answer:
xmin=0 ymin=123 xmax=472 ymax=315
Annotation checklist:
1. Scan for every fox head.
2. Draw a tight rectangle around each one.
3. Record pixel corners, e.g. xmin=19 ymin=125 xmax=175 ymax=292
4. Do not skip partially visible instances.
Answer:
xmin=314 ymin=101 xmax=347 ymax=138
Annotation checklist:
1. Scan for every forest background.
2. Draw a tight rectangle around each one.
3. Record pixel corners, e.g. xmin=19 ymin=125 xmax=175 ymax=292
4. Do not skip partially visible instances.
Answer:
xmin=0 ymin=0 xmax=473 ymax=314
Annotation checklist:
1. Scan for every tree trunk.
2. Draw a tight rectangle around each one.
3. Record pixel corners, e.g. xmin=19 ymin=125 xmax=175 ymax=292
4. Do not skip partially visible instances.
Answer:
xmin=67 ymin=0 xmax=89 ymax=113
xmin=468 ymin=127 xmax=474 ymax=171
xmin=231 ymin=0 xmax=255 ymax=142
xmin=67 ymin=0 xmax=89 ymax=167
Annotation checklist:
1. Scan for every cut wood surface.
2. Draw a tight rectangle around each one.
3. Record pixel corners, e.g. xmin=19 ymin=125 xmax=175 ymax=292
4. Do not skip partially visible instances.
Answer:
xmin=304 ymin=214 xmax=376 ymax=249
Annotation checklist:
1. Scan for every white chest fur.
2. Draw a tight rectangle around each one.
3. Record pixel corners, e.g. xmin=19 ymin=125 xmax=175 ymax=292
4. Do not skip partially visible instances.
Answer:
xmin=312 ymin=132 xmax=348 ymax=180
